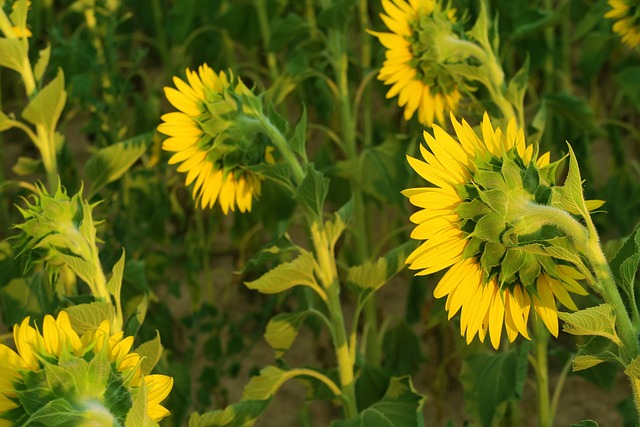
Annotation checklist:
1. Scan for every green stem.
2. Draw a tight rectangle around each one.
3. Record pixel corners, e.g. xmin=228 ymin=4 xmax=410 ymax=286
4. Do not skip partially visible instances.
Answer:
xmin=257 ymin=114 xmax=305 ymax=184
xmin=533 ymin=319 xmax=551 ymax=427
xmin=550 ymin=358 xmax=571 ymax=422
xmin=358 ymin=0 xmax=372 ymax=148
xmin=150 ymin=0 xmax=169 ymax=68
xmin=306 ymin=0 xmax=318 ymax=40
xmin=255 ymin=0 xmax=279 ymax=81
xmin=311 ymin=224 xmax=358 ymax=418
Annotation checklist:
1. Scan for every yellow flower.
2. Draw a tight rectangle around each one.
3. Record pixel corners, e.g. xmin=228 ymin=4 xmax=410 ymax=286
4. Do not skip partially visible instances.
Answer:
xmin=403 ymin=113 xmax=589 ymax=349
xmin=606 ymin=0 xmax=640 ymax=48
xmin=369 ymin=0 xmax=464 ymax=126
xmin=158 ymin=65 xmax=272 ymax=214
xmin=0 ymin=312 xmax=173 ymax=424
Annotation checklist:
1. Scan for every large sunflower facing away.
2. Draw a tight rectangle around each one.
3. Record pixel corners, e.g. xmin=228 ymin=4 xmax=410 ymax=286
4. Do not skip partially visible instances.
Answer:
xmin=606 ymin=0 xmax=640 ymax=48
xmin=403 ymin=113 xmax=591 ymax=349
xmin=370 ymin=0 xmax=465 ymax=126
xmin=0 ymin=312 xmax=173 ymax=425
xmin=159 ymin=65 xmax=273 ymax=214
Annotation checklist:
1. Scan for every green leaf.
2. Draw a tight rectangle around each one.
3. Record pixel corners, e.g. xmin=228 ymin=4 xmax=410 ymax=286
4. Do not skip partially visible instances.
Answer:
xmin=53 ymin=252 xmax=97 ymax=290
xmin=290 ymin=104 xmax=308 ymax=160
xmin=34 ymin=43 xmax=52 ymax=83
xmin=544 ymin=92 xmax=601 ymax=136
xmin=244 ymin=251 xmax=323 ymax=298
xmin=347 ymin=258 xmax=387 ymax=293
xmin=317 ymin=0 xmax=356 ymax=29
xmin=552 ymin=144 xmax=589 ymax=220
xmin=245 ymin=162 xmax=294 ymax=193
xmin=625 ymin=355 xmax=640 ymax=379
xmin=124 ymin=295 xmax=148 ymax=338
xmin=125 ymin=379 xmax=158 ymax=427
xmin=293 ymin=163 xmax=329 ymax=222
xmin=331 ymin=376 xmax=425 ymax=427
xmin=460 ymin=342 xmax=530 ymax=427
xmin=22 ymin=68 xmax=67 ymax=134
xmin=25 ymin=398 xmax=82 ymax=426
xmin=506 ymin=56 xmax=529 ymax=111
xmin=135 ymin=331 xmax=164 ymax=376
xmin=85 ymin=133 xmax=151 ymax=196
xmin=264 ymin=311 xmax=310 ymax=358
xmin=615 ymin=66 xmax=640 ymax=113
xmin=572 ymin=355 xmax=605 ymax=372
xmin=609 ymin=224 xmax=640 ymax=308
xmin=12 ymin=156 xmax=42 ymax=176
xmin=382 ymin=321 xmax=423 ymax=376
xmin=65 ymin=302 xmax=115 ymax=335
xmin=106 ymin=249 xmax=125 ymax=313
xmin=268 ymin=13 xmax=309 ymax=52
xmin=471 ymin=212 xmax=505 ymax=242
xmin=0 ymin=38 xmax=27 ymax=73
xmin=571 ymin=421 xmax=600 ymax=427
xmin=240 ymin=234 xmax=299 ymax=274
xmin=558 ymin=304 xmax=622 ymax=346
xmin=188 ymin=399 xmax=270 ymax=427
xmin=242 ymin=366 xmax=287 ymax=401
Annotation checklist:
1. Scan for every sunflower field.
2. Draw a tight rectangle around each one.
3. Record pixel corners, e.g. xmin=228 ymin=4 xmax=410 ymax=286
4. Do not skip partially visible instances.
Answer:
xmin=1 ymin=0 xmax=640 ymax=426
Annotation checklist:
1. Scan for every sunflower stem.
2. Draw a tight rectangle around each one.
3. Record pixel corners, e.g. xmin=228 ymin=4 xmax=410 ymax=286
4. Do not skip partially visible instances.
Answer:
xmin=256 ymin=113 xmax=305 ymax=184
xmin=533 ymin=318 xmax=552 ymax=427
xmin=311 ymin=223 xmax=358 ymax=419
xmin=254 ymin=0 xmax=279 ymax=81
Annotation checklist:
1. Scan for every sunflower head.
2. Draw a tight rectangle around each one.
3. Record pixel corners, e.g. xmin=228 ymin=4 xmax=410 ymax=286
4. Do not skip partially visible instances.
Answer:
xmin=606 ymin=0 xmax=640 ymax=48
xmin=403 ymin=113 xmax=592 ymax=348
xmin=0 ymin=311 xmax=173 ymax=425
xmin=159 ymin=65 xmax=275 ymax=214
xmin=370 ymin=0 xmax=479 ymax=126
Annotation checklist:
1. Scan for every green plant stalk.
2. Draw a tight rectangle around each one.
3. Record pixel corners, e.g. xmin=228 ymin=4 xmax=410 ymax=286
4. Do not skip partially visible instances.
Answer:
xmin=150 ymin=0 xmax=169 ymax=67
xmin=255 ymin=0 xmax=279 ymax=81
xmin=311 ymin=224 xmax=357 ymax=419
xmin=306 ymin=0 xmax=318 ymax=40
xmin=329 ymin=28 xmax=380 ymax=367
xmin=533 ymin=318 xmax=551 ymax=427
xmin=257 ymin=114 xmax=305 ymax=183
xmin=358 ymin=0 xmax=372 ymax=148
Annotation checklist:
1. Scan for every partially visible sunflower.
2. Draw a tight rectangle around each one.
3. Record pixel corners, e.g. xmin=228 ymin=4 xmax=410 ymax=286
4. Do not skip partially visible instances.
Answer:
xmin=158 ymin=64 xmax=274 ymax=214
xmin=606 ymin=0 xmax=640 ymax=48
xmin=0 ymin=311 xmax=173 ymax=425
xmin=403 ymin=113 xmax=593 ymax=349
xmin=369 ymin=0 xmax=469 ymax=126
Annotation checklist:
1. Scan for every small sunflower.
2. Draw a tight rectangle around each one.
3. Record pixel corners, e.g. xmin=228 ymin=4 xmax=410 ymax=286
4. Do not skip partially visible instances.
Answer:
xmin=606 ymin=0 xmax=640 ymax=48
xmin=370 ymin=0 xmax=467 ymax=126
xmin=158 ymin=65 xmax=273 ymax=214
xmin=0 ymin=311 xmax=173 ymax=425
xmin=403 ymin=113 xmax=591 ymax=349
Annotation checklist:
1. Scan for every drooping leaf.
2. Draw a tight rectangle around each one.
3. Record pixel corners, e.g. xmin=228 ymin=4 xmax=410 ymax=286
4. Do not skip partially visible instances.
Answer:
xmin=65 ymin=302 xmax=115 ymax=335
xmin=244 ymin=251 xmax=324 ymax=299
xmin=572 ymin=355 xmax=606 ymax=371
xmin=188 ymin=399 xmax=270 ymax=427
xmin=135 ymin=331 xmax=164 ymax=376
xmin=0 ymin=38 xmax=27 ymax=73
xmin=264 ymin=311 xmax=311 ymax=358
xmin=242 ymin=366 xmax=288 ymax=401
xmin=460 ymin=342 xmax=530 ymax=427
xmin=0 ymin=110 xmax=17 ymax=131
xmin=558 ymin=304 xmax=622 ymax=346
xmin=12 ymin=156 xmax=42 ymax=176
xmin=106 ymin=249 xmax=125 ymax=319
xmin=290 ymin=104 xmax=308 ymax=160
xmin=85 ymin=133 xmax=151 ymax=196
xmin=34 ymin=43 xmax=51 ymax=83
xmin=293 ymin=163 xmax=329 ymax=222
xmin=331 ymin=376 xmax=425 ymax=427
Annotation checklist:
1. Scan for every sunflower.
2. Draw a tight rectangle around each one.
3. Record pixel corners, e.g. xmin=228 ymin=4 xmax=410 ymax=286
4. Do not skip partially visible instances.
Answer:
xmin=403 ymin=113 xmax=591 ymax=349
xmin=606 ymin=0 xmax=640 ymax=48
xmin=158 ymin=65 xmax=273 ymax=214
xmin=369 ymin=0 xmax=467 ymax=126
xmin=0 ymin=311 xmax=173 ymax=425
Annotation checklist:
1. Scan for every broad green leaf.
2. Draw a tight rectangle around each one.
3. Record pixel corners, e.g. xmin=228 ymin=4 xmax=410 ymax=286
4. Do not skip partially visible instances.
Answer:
xmin=244 ymin=251 xmax=324 ymax=298
xmin=347 ymin=257 xmax=387 ymax=293
xmin=293 ymin=163 xmax=329 ymax=222
xmin=317 ymin=0 xmax=356 ymax=29
xmin=65 ymin=302 xmax=115 ymax=334
xmin=460 ymin=342 xmax=530 ymax=427
xmin=471 ymin=212 xmax=504 ymax=242
xmin=54 ymin=252 xmax=97 ymax=291
xmin=571 ymin=421 xmax=600 ymax=427
xmin=85 ymin=133 xmax=151 ymax=196
xmin=12 ymin=156 xmax=41 ymax=176
xmin=553 ymin=144 xmax=590 ymax=220
xmin=245 ymin=163 xmax=294 ymax=193
xmin=264 ymin=311 xmax=310 ymax=358
xmin=0 ymin=38 xmax=27 ymax=73
xmin=22 ymin=68 xmax=67 ymax=134
xmin=125 ymin=379 xmax=158 ymax=427
xmin=268 ymin=13 xmax=309 ymax=51
xmin=506 ymin=56 xmax=529 ymax=110
xmin=240 ymin=234 xmax=299 ymax=274
xmin=382 ymin=321 xmax=422 ymax=376
xmin=242 ymin=366 xmax=288 ymax=401
xmin=355 ymin=365 xmax=390 ymax=410
xmin=136 ymin=331 xmax=164 ymax=376
xmin=544 ymin=92 xmax=601 ymax=136
xmin=34 ymin=43 xmax=51 ymax=83
xmin=290 ymin=103 xmax=308 ymax=160
xmin=124 ymin=295 xmax=148 ymax=338
xmin=332 ymin=376 xmax=425 ymax=427
xmin=24 ymin=398 xmax=82 ymax=426
xmin=572 ymin=355 xmax=605 ymax=372
xmin=106 ymin=249 xmax=125 ymax=324
xmin=625 ymin=355 xmax=640 ymax=379
xmin=609 ymin=224 xmax=640 ymax=308
xmin=188 ymin=399 xmax=270 ymax=427
xmin=558 ymin=304 xmax=622 ymax=346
